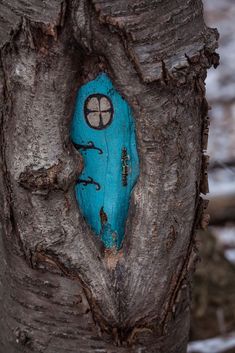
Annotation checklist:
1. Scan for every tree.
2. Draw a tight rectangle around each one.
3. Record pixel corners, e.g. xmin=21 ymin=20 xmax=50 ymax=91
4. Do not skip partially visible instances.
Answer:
xmin=0 ymin=0 xmax=219 ymax=352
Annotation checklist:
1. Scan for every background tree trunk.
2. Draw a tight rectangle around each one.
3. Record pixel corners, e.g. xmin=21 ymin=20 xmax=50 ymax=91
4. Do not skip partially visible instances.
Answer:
xmin=0 ymin=0 xmax=218 ymax=352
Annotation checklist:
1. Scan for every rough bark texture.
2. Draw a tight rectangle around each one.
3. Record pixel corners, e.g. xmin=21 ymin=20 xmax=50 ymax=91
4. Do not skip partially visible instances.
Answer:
xmin=0 ymin=0 xmax=218 ymax=352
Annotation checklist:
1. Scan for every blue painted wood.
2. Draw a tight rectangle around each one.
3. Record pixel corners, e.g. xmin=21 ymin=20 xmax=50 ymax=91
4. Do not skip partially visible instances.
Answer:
xmin=70 ymin=73 xmax=139 ymax=249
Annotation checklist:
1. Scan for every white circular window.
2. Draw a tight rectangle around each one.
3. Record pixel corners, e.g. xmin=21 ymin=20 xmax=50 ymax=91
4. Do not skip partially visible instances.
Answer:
xmin=84 ymin=94 xmax=113 ymax=130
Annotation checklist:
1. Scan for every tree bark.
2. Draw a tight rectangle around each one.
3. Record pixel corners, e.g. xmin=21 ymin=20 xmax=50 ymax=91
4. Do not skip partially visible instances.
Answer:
xmin=0 ymin=0 xmax=218 ymax=352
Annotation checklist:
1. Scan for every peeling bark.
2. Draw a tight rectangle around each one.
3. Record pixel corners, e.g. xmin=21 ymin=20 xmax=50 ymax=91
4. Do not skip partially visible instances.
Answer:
xmin=0 ymin=0 xmax=218 ymax=352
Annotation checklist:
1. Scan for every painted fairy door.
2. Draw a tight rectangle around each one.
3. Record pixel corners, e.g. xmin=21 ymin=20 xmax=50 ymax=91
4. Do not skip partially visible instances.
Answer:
xmin=71 ymin=73 xmax=139 ymax=249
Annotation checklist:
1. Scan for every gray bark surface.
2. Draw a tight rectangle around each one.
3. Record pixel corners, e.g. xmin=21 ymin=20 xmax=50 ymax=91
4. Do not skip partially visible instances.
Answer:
xmin=0 ymin=0 xmax=218 ymax=352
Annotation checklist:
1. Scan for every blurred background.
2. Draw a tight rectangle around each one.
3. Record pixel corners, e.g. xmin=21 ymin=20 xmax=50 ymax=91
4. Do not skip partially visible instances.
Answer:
xmin=188 ymin=0 xmax=235 ymax=352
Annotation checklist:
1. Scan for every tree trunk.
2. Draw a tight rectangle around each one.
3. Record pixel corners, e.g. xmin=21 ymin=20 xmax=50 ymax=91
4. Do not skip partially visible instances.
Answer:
xmin=0 ymin=1 xmax=218 ymax=352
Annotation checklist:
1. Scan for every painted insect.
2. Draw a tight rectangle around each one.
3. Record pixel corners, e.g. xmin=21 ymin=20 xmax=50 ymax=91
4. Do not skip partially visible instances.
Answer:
xmin=70 ymin=73 xmax=139 ymax=249
xmin=121 ymin=147 xmax=129 ymax=187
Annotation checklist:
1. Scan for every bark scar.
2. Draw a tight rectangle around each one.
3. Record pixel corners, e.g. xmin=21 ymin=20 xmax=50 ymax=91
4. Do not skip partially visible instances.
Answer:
xmin=19 ymin=162 xmax=63 ymax=192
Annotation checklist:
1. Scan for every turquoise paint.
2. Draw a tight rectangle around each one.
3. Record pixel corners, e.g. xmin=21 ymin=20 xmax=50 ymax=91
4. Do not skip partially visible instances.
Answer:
xmin=70 ymin=73 xmax=139 ymax=249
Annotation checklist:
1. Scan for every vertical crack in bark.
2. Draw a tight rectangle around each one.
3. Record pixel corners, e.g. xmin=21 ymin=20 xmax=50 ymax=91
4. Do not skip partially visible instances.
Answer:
xmin=0 ymin=54 xmax=26 ymax=260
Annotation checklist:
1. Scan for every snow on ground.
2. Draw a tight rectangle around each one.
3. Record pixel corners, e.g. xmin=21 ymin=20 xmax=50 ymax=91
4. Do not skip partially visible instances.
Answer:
xmin=212 ymin=226 xmax=235 ymax=249
xmin=188 ymin=333 xmax=235 ymax=353
xmin=209 ymin=168 xmax=235 ymax=197
xmin=224 ymin=249 xmax=235 ymax=264
xmin=203 ymin=0 xmax=235 ymax=165
xmin=205 ymin=0 xmax=235 ymax=103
